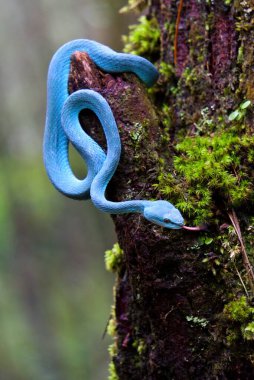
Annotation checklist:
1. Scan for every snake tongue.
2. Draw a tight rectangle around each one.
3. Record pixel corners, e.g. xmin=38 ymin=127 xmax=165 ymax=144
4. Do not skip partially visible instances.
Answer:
xmin=182 ymin=224 xmax=207 ymax=231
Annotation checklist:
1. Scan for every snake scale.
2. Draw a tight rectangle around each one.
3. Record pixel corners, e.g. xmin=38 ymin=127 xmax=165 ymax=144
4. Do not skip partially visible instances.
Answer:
xmin=43 ymin=39 xmax=186 ymax=229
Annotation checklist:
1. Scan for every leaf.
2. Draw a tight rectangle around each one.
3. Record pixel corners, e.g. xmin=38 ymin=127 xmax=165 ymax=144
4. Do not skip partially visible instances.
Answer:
xmin=229 ymin=110 xmax=239 ymax=121
xmin=240 ymin=100 xmax=251 ymax=109
xmin=205 ymin=237 xmax=213 ymax=245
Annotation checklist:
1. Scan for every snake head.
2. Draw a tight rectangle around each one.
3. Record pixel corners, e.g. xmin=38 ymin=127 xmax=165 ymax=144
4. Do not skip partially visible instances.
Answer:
xmin=143 ymin=201 xmax=184 ymax=229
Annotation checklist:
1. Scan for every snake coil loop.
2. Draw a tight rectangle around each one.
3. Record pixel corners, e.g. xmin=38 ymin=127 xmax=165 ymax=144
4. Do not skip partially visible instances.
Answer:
xmin=43 ymin=39 xmax=184 ymax=229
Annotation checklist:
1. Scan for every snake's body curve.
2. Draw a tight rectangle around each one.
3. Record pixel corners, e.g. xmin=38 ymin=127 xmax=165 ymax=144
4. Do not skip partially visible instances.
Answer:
xmin=44 ymin=39 xmax=184 ymax=229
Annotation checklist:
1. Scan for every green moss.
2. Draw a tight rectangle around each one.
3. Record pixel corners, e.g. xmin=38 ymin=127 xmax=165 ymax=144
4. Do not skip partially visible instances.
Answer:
xmin=182 ymin=67 xmax=199 ymax=89
xmin=224 ymin=296 xmax=254 ymax=322
xmin=237 ymin=45 xmax=244 ymax=64
xmin=108 ymin=331 xmax=118 ymax=379
xmin=107 ymin=307 xmax=117 ymax=337
xmin=132 ymin=338 xmax=146 ymax=355
xmin=122 ymin=16 xmax=160 ymax=57
xmin=159 ymin=62 xmax=175 ymax=81
xmin=223 ymin=296 xmax=254 ymax=343
xmin=105 ymin=243 xmax=124 ymax=273
xmin=107 ymin=300 xmax=118 ymax=379
xmin=175 ymin=131 xmax=253 ymax=202
xmin=225 ymin=329 xmax=240 ymax=345
xmin=154 ymin=101 xmax=254 ymax=224
xmin=108 ymin=359 xmax=119 ymax=380
xmin=159 ymin=104 xmax=172 ymax=144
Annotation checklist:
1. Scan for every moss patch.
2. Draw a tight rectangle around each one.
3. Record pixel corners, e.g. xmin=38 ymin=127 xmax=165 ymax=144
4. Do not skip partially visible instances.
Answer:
xmin=105 ymin=243 xmax=124 ymax=273
xmin=154 ymin=101 xmax=254 ymax=224
xmin=122 ymin=16 xmax=160 ymax=58
xmin=224 ymin=296 xmax=254 ymax=322
xmin=108 ymin=359 xmax=119 ymax=380
xmin=223 ymin=296 xmax=254 ymax=344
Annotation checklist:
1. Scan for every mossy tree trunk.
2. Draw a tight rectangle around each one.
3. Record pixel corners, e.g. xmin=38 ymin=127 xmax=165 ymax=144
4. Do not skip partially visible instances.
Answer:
xmin=69 ymin=1 xmax=254 ymax=378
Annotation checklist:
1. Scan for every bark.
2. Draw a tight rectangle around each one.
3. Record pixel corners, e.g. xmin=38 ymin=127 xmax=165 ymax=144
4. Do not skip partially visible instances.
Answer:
xmin=68 ymin=1 xmax=254 ymax=378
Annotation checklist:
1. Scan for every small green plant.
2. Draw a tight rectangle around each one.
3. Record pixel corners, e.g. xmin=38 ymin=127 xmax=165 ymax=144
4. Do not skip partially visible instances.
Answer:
xmin=228 ymin=100 xmax=251 ymax=121
xmin=242 ymin=321 xmax=254 ymax=340
xmin=186 ymin=315 xmax=209 ymax=328
xmin=202 ymin=253 xmax=221 ymax=276
xmin=194 ymin=107 xmax=214 ymax=135
xmin=129 ymin=122 xmax=145 ymax=145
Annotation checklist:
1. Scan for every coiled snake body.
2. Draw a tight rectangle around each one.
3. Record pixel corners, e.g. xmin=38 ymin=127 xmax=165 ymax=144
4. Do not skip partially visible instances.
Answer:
xmin=43 ymin=39 xmax=184 ymax=229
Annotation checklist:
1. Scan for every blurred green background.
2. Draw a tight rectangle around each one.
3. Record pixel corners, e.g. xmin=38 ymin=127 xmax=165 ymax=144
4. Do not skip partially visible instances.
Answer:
xmin=0 ymin=0 xmax=133 ymax=378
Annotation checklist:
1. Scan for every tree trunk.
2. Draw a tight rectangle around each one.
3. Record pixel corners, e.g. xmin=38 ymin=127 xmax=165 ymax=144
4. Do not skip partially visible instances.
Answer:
xmin=69 ymin=1 xmax=254 ymax=378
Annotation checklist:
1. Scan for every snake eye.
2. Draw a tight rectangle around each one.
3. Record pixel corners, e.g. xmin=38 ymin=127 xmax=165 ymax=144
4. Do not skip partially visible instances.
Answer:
xmin=163 ymin=218 xmax=171 ymax=223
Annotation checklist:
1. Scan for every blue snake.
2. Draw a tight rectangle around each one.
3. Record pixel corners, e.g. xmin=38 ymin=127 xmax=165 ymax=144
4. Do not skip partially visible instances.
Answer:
xmin=43 ymin=39 xmax=186 ymax=229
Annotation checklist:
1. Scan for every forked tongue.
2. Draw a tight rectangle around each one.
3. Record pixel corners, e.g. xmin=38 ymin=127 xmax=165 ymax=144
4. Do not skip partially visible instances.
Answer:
xmin=182 ymin=224 xmax=207 ymax=231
